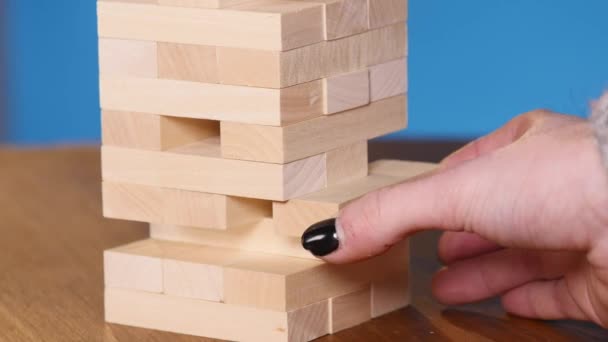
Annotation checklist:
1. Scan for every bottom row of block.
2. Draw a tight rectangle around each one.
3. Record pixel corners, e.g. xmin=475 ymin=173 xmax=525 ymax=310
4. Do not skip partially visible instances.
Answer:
xmin=104 ymin=238 xmax=410 ymax=341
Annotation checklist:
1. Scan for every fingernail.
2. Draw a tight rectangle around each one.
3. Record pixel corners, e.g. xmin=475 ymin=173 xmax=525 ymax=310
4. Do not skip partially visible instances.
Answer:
xmin=301 ymin=218 xmax=339 ymax=257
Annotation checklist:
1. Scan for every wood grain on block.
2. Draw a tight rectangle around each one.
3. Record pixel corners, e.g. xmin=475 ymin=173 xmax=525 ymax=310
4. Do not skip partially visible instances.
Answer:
xmin=370 ymin=58 xmax=407 ymax=101
xmin=158 ymin=0 xmax=253 ymax=8
xmin=368 ymin=23 xmax=407 ymax=65
xmin=105 ymin=288 xmax=329 ymax=342
xmin=101 ymin=111 xmax=219 ymax=151
xmin=273 ymin=160 xmax=436 ymax=237
xmin=227 ymin=240 xmax=410 ymax=311
xmin=157 ymin=43 xmax=218 ymax=83
xmin=101 ymin=138 xmax=326 ymax=201
xmin=150 ymin=219 xmax=314 ymax=260
xmin=371 ymin=271 xmax=410 ymax=318
xmin=329 ymin=287 xmax=371 ymax=333
xmin=102 ymin=182 xmax=270 ymax=229
xmin=323 ymin=69 xmax=370 ymax=114
xmin=98 ymin=38 xmax=157 ymax=78
xmin=97 ymin=1 xmax=323 ymax=51
xmin=325 ymin=142 xmax=368 ymax=186
xmin=368 ymin=0 xmax=407 ymax=29
xmin=220 ymin=95 xmax=406 ymax=164
xmin=99 ymin=77 xmax=322 ymax=126
xmin=293 ymin=0 xmax=368 ymax=40
xmin=103 ymin=240 xmax=165 ymax=293
xmin=160 ymin=241 xmax=257 ymax=302
xmin=105 ymin=238 xmax=408 ymax=313
xmin=216 ymin=23 xmax=406 ymax=88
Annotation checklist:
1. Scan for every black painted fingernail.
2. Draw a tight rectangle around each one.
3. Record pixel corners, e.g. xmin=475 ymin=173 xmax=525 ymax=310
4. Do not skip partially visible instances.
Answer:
xmin=301 ymin=218 xmax=339 ymax=257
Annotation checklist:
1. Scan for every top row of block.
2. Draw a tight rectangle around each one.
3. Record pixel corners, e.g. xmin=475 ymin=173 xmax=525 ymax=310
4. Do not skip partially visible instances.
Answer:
xmin=98 ymin=0 xmax=408 ymax=50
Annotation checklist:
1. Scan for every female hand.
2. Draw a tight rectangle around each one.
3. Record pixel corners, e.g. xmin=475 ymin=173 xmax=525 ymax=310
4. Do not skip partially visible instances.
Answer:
xmin=303 ymin=109 xmax=608 ymax=327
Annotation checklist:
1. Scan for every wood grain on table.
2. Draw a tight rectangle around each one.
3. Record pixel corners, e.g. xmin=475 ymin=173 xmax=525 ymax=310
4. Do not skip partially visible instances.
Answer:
xmin=0 ymin=142 xmax=606 ymax=341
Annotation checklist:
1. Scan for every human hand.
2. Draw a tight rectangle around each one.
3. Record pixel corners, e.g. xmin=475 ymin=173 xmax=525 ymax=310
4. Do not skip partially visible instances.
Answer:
xmin=301 ymin=110 xmax=608 ymax=327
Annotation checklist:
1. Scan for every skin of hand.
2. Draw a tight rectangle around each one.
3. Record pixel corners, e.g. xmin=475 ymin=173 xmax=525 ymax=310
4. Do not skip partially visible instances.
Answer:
xmin=324 ymin=110 xmax=608 ymax=327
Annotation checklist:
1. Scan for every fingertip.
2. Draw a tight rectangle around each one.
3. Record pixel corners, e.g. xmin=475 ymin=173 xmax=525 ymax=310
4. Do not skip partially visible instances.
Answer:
xmin=430 ymin=266 xmax=469 ymax=305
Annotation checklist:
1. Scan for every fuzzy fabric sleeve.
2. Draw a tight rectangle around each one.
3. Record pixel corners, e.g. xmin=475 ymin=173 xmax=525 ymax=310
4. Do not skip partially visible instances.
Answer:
xmin=591 ymin=92 xmax=608 ymax=169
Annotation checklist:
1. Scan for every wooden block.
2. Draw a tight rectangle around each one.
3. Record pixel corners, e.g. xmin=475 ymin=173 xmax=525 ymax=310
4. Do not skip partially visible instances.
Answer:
xmin=161 ymin=243 xmax=256 ymax=302
xmin=103 ymin=240 xmax=164 ymax=293
xmin=150 ymin=219 xmax=314 ymax=260
xmin=294 ymin=0 xmax=368 ymax=40
xmin=158 ymin=0 xmax=253 ymax=9
xmin=106 ymin=238 xmax=408 ymax=313
xmin=368 ymin=0 xmax=407 ymax=29
xmin=370 ymin=58 xmax=407 ymax=101
xmin=157 ymin=43 xmax=218 ymax=83
xmin=101 ymin=138 xmax=327 ymax=201
xmin=329 ymin=287 xmax=371 ymax=333
xmin=368 ymin=23 xmax=407 ymax=66
xmin=220 ymin=95 xmax=406 ymax=163
xmin=105 ymin=288 xmax=329 ymax=342
xmin=326 ymin=141 xmax=368 ymax=186
xmin=223 ymin=239 xmax=409 ymax=311
xmin=273 ymin=160 xmax=436 ymax=237
xmin=101 ymin=111 xmax=219 ymax=151
xmin=98 ymin=38 xmax=157 ymax=78
xmin=102 ymin=182 xmax=271 ymax=229
xmin=216 ymin=23 xmax=405 ymax=88
xmin=368 ymin=159 xmax=437 ymax=177
xmin=323 ymin=69 xmax=370 ymax=114
xmin=97 ymin=1 xmax=324 ymax=51
xmin=99 ymin=77 xmax=322 ymax=126
xmin=371 ymin=271 xmax=410 ymax=317
xmin=163 ymin=259 xmax=223 ymax=301
xmin=105 ymin=239 xmax=407 ymax=312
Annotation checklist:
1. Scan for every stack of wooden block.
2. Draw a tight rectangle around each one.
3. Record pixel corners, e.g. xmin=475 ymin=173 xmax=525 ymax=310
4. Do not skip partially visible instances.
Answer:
xmin=98 ymin=0 xmax=433 ymax=340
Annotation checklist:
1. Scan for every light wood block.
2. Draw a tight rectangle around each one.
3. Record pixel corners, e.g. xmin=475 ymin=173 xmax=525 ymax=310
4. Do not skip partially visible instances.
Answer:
xmin=368 ymin=0 xmax=407 ymax=29
xmin=106 ymin=239 xmax=408 ymax=312
xmin=101 ymin=138 xmax=326 ymax=201
xmin=295 ymin=0 xmax=368 ymax=40
xmin=97 ymin=1 xmax=324 ymax=51
xmin=368 ymin=23 xmax=408 ymax=66
xmin=370 ymin=58 xmax=407 ymax=101
xmin=163 ymin=258 xmax=223 ymax=301
xmin=98 ymin=38 xmax=157 ymax=78
xmin=102 ymin=182 xmax=271 ymax=229
xmin=103 ymin=240 xmax=165 ymax=293
xmin=105 ymin=287 xmax=329 ymax=342
xmin=216 ymin=23 xmax=406 ymax=88
xmin=220 ymin=95 xmax=406 ymax=163
xmin=368 ymin=158 xmax=436 ymax=177
xmin=225 ymin=239 xmax=409 ymax=311
xmin=101 ymin=111 xmax=219 ymax=151
xmin=161 ymin=243 xmax=257 ymax=302
xmin=150 ymin=219 xmax=314 ymax=259
xmin=371 ymin=271 xmax=410 ymax=317
xmin=323 ymin=69 xmax=370 ymax=114
xmin=329 ymin=287 xmax=371 ymax=333
xmin=325 ymin=141 xmax=368 ymax=186
xmin=99 ymin=77 xmax=323 ymax=126
xmin=273 ymin=160 xmax=436 ymax=237
xmin=157 ymin=43 xmax=218 ymax=83
xmin=158 ymin=0 xmax=253 ymax=8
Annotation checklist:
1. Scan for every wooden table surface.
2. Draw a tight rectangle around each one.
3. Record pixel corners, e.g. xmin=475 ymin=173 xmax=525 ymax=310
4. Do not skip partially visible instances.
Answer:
xmin=1 ymin=141 xmax=607 ymax=342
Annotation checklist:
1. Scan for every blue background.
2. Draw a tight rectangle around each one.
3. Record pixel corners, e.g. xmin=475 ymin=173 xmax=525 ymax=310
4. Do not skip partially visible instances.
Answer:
xmin=1 ymin=0 xmax=607 ymax=144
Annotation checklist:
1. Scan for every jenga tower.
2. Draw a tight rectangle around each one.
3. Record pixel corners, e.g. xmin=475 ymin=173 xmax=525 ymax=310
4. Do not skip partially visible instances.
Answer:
xmin=98 ymin=0 xmax=434 ymax=340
